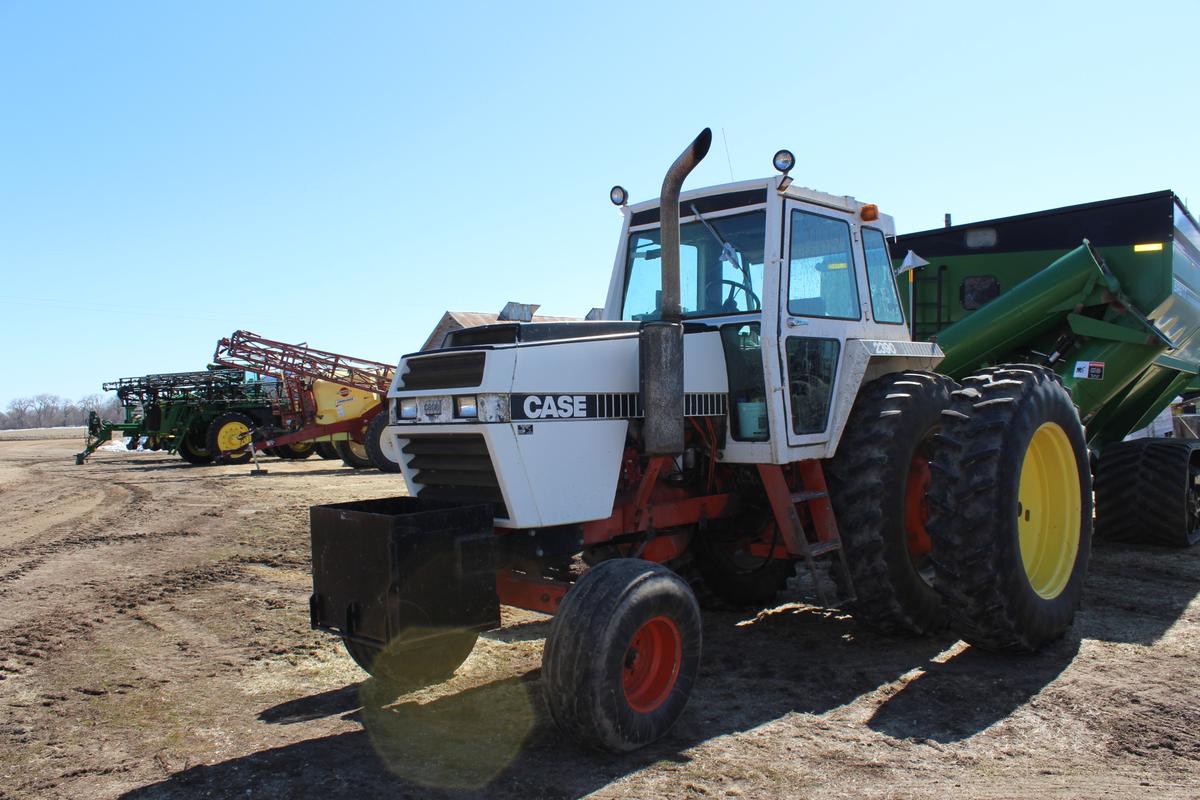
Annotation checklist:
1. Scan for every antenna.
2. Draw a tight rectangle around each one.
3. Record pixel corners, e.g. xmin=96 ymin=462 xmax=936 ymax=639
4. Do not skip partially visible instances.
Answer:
xmin=721 ymin=127 xmax=734 ymax=181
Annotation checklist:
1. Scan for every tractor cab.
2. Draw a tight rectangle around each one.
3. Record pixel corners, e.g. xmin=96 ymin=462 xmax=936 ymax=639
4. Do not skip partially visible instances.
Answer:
xmin=601 ymin=167 xmax=930 ymax=464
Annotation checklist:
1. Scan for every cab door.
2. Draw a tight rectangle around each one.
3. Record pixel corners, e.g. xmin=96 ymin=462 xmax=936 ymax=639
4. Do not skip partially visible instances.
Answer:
xmin=777 ymin=199 xmax=866 ymax=448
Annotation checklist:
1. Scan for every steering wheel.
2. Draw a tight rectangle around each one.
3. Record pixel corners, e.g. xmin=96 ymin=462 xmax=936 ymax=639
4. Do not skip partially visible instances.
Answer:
xmin=720 ymin=279 xmax=761 ymax=311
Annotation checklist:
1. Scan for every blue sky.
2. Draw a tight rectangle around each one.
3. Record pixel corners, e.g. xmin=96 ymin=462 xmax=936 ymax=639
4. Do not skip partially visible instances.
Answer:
xmin=2 ymin=1 xmax=1197 ymax=406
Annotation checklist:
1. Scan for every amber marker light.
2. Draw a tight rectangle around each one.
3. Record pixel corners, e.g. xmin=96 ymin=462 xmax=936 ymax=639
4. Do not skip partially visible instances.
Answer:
xmin=1134 ymin=242 xmax=1164 ymax=253
xmin=860 ymin=204 xmax=880 ymax=221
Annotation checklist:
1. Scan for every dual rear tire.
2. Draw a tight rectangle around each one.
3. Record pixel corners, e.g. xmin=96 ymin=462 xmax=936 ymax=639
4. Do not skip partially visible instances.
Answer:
xmin=830 ymin=366 xmax=1092 ymax=652
xmin=927 ymin=366 xmax=1092 ymax=651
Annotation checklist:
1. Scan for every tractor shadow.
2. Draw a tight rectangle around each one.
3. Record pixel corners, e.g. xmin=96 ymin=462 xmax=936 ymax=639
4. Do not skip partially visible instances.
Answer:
xmin=120 ymin=601 xmax=1076 ymax=800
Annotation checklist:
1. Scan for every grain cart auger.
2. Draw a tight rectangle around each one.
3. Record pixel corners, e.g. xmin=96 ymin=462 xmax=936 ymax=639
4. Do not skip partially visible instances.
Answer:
xmin=75 ymin=369 xmax=282 ymax=465
xmin=211 ymin=330 xmax=400 ymax=470
xmin=307 ymin=129 xmax=1092 ymax=752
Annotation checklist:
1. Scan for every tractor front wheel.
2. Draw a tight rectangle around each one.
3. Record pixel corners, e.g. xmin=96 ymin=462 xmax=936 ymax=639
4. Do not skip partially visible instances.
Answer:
xmin=314 ymin=442 xmax=340 ymax=460
xmin=928 ymin=365 xmax=1091 ymax=651
xmin=542 ymin=559 xmax=701 ymax=752
xmin=343 ymin=631 xmax=477 ymax=691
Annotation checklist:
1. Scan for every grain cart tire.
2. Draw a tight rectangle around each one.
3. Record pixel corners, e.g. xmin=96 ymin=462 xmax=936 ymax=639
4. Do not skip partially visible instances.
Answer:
xmin=827 ymin=371 xmax=956 ymax=636
xmin=207 ymin=412 xmax=256 ymax=465
xmin=927 ymin=366 xmax=1092 ymax=652
xmin=177 ymin=432 xmax=214 ymax=465
xmin=688 ymin=512 xmax=794 ymax=609
xmin=314 ymin=442 xmax=340 ymax=460
xmin=276 ymin=442 xmax=316 ymax=460
xmin=335 ymin=439 xmax=373 ymax=469
xmin=542 ymin=558 xmax=701 ymax=752
xmin=1096 ymin=438 xmax=1200 ymax=547
xmin=365 ymin=412 xmax=402 ymax=473
xmin=342 ymin=631 xmax=478 ymax=690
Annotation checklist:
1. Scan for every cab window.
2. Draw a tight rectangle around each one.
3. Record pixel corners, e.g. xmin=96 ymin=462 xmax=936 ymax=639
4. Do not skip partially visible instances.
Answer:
xmin=787 ymin=210 xmax=859 ymax=320
xmin=862 ymin=227 xmax=904 ymax=324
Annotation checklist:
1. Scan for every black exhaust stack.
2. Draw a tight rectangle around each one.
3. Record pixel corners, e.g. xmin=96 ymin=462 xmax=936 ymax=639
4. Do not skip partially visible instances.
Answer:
xmin=641 ymin=128 xmax=712 ymax=456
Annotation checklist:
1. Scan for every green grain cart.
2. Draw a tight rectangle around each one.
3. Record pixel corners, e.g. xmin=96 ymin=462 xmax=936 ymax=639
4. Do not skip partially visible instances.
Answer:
xmin=895 ymin=190 xmax=1200 ymax=547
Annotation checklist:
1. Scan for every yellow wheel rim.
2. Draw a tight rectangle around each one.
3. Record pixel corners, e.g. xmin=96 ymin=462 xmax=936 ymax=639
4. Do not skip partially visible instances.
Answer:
xmin=215 ymin=421 xmax=251 ymax=453
xmin=1017 ymin=422 xmax=1081 ymax=599
xmin=347 ymin=441 xmax=368 ymax=460
xmin=291 ymin=441 xmax=314 ymax=453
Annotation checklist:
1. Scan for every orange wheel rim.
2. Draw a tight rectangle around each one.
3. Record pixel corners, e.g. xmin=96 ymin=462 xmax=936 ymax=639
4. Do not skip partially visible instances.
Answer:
xmin=622 ymin=615 xmax=682 ymax=713
xmin=905 ymin=455 xmax=933 ymax=562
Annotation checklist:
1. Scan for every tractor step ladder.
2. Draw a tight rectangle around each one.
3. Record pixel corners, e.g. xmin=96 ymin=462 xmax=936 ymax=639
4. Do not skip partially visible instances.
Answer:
xmin=756 ymin=462 xmax=855 ymax=608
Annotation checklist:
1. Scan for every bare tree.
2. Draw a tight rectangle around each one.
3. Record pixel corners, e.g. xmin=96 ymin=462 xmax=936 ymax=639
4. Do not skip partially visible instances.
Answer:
xmin=5 ymin=398 xmax=33 ymax=429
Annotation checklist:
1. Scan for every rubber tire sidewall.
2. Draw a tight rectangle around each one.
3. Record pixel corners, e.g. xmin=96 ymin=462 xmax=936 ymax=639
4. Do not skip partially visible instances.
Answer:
xmin=314 ymin=441 xmax=340 ymax=460
xmin=335 ymin=439 xmax=374 ymax=469
xmin=930 ymin=367 xmax=1092 ymax=651
xmin=542 ymin=559 xmax=701 ymax=752
xmin=177 ymin=431 xmax=214 ymax=465
xmin=364 ymin=412 xmax=402 ymax=473
xmin=827 ymin=371 xmax=954 ymax=635
xmin=206 ymin=411 xmax=256 ymax=465
xmin=343 ymin=631 xmax=477 ymax=690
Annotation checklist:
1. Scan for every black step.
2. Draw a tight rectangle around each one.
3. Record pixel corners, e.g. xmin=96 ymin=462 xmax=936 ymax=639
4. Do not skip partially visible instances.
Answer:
xmin=809 ymin=541 xmax=841 ymax=557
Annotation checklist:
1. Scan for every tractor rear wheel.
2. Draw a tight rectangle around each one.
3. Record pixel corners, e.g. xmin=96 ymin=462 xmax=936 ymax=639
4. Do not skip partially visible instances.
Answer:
xmin=177 ymin=432 xmax=214 ymax=465
xmin=928 ymin=365 xmax=1091 ymax=651
xmin=826 ymin=371 xmax=956 ymax=635
xmin=1096 ymin=438 xmax=1200 ymax=547
xmin=314 ymin=442 xmax=340 ymax=460
xmin=542 ymin=558 xmax=701 ymax=752
xmin=343 ymin=631 xmax=477 ymax=690
xmin=206 ymin=412 xmax=256 ymax=465
xmin=335 ymin=439 xmax=373 ymax=469
xmin=365 ymin=412 xmax=402 ymax=473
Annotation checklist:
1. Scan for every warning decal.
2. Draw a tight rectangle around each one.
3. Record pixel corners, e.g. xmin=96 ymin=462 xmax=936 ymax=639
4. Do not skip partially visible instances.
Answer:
xmin=1073 ymin=360 xmax=1106 ymax=380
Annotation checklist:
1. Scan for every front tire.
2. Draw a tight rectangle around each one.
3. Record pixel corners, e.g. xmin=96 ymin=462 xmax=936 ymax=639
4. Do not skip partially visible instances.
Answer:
xmin=177 ymin=430 xmax=214 ymax=465
xmin=314 ymin=442 xmax=340 ymax=460
xmin=827 ymin=371 xmax=956 ymax=635
xmin=364 ymin=412 xmax=402 ymax=473
xmin=542 ymin=559 xmax=701 ymax=752
xmin=343 ymin=631 xmax=477 ymax=690
xmin=276 ymin=441 xmax=316 ymax=460
xmin=206 ymin=412 xmax=256 ymax=465
xmin=928 ymin=365 xmax=1092 ymax=652
xmin=336 ymin=439 xmax=374 ymax=469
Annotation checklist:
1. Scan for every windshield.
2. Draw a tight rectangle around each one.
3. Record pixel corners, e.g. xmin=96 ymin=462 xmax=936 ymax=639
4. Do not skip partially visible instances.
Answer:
xmin=621 ymin=210 xmax=765 ymax=320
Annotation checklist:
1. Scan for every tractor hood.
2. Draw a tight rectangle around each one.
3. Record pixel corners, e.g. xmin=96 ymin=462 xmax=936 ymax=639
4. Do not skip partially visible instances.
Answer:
xmin=385 ymin=323 xmax=730 ymax=528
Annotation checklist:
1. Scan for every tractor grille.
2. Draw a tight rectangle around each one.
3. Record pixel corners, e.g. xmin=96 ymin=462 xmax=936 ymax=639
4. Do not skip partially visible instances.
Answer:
xmin=399 ymin=352 xmax=485 ymax=390
xmin=401 ymin=434 xmax=508 ymax=519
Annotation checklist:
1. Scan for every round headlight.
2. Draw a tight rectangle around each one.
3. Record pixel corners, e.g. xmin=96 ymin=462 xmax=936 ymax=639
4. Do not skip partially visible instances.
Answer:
xmin=609 ymin=185 xmax=628 ymax=206
xmin=772 ymin=149 xmax=795 ymax=173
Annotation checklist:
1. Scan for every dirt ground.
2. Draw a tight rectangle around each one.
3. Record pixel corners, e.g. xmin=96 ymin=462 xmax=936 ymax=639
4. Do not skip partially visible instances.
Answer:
xmin=0 ymin=436 xmax=1197 ymax=800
